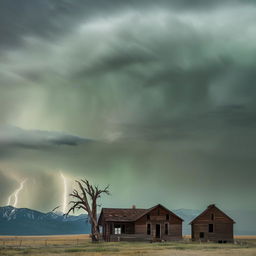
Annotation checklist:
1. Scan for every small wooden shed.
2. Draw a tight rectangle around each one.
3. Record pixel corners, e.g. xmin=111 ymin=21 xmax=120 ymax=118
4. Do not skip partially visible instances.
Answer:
xmin=98 ymin=204 xmax=183 ymax=242
xmin=190 ymin=204 xmax=235 ymax=243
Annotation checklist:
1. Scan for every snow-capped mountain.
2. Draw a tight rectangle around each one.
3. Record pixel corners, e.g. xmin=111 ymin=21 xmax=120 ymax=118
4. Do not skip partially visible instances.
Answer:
xmin=0 ymin=206 xmax=90 ymax=235
xmin=0 ymin=206 xmax=255 ymax=235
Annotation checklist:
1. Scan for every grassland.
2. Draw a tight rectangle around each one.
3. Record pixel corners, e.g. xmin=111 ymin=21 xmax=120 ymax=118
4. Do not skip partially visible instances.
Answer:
xmin=0 ymin=235 xmax=255 ymax=256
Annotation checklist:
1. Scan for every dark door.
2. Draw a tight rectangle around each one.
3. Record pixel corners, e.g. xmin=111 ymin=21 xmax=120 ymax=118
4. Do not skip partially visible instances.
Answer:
xmin=156 ymin=224 xmax=161 ymax=238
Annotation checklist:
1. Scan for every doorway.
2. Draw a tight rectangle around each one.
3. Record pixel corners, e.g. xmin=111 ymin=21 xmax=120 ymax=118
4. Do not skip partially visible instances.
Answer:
xmin=156 ymin=224 xmax=161 ymax=238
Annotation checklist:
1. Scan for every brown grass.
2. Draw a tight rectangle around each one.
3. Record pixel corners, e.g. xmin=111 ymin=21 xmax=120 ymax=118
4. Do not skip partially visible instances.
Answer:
xmin=235 ymin=235 xmax=256 ymax=240
xmin=0 ymin=235 xmax=255 ymax=256
xmin=183 ymin=235 xmax=256 ymax=240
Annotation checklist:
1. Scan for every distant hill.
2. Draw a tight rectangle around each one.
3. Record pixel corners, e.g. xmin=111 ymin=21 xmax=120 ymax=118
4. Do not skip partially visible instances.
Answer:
xmin=173 ymin=209 xmax=201 ymax=235
xmin=0 ymin=206 xmax=90 ymax=235
xmin=0 ymin=206 xmax=255 ymax=236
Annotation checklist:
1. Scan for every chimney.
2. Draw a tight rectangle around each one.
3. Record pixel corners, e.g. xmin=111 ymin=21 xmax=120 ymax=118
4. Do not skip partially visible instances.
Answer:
xmin=132 ymin=205 xmax=136 ymax=209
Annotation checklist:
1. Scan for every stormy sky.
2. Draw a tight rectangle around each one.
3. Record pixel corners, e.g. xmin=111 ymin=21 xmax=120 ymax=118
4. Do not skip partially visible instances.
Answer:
xmin=0 ymin=0 xmax=256 ymax=213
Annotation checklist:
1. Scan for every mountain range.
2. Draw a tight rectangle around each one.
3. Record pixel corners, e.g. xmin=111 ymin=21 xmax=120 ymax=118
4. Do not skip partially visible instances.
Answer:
xmin=0 ymin=206 xmax=90 ymax=235
xmin=0 ymin=206 xmax=255 ymax=235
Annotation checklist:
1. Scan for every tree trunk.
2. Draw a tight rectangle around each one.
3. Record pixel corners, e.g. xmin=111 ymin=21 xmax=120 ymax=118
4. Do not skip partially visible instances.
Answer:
xmin=66 ymin=179 xmax=110 ymax=243
xmin=90 ymin=220 xmax=100 ymax=242
xmin=91 ymin=200 xmax=99 ymax=241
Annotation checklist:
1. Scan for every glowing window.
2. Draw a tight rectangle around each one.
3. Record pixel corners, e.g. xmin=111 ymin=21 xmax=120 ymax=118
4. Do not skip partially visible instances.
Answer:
xmin=114 ymin=227 xmax=121 ymax=235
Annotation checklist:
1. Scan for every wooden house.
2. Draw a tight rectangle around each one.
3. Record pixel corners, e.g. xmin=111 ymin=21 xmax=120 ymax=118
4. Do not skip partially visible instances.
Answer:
xmin=190 ymin=204 xmax=235 ymax=243
xmin=98 ymin=204 xmax=183 ymax=242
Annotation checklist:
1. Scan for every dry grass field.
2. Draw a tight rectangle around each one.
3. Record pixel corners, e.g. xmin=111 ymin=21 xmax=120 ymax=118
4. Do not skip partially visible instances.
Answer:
xmin=0 ymin=235 xmax=255 ymax=256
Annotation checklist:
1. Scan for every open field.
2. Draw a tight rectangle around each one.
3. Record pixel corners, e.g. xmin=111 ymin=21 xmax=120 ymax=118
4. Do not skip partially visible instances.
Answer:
xmin=0 ymin=235 xmax=255 ymax=256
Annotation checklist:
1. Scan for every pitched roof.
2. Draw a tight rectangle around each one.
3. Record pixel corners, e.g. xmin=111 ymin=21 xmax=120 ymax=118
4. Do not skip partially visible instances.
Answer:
xmin=136 ymin=204 xmax=183 ymax=222
xmin=99 ymin=208 xmax=147 ymax=222
xmin=190 ymin=204 xmax=235 ymax=224
xmin=98 ymin=204 xmax=183 ymax=223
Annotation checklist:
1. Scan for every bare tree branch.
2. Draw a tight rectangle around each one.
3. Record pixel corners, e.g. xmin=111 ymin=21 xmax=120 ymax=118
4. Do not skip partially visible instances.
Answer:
xmin=64 ymin=178 xmax=110 ymax=242
xmin=51 ymin=206 xmax=60 ymax=212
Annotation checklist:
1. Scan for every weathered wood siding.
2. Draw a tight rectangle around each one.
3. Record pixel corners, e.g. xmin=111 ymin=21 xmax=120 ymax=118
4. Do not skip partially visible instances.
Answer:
xmin=135 ymin=205 xmax=182 ymax=241
xmin=99 ymin=204 xmax=183 ymax=242
xmin=191 ymin=206 xmax=234 ymax=242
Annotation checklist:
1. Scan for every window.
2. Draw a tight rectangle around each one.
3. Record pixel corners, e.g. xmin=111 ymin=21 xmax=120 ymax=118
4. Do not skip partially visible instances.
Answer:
xmin=147 ymin=224 xmax=151 ymax=235
xmin=114 ymin=227 xmax=121 ymax=235
xmin=165 ymin=223 xmax=168 ymax=235
xmin=157 ymin=208 xmax=160 ymax=215
xmin=200 ymin=232 xmax=204 ymax=238
xmin=147 ymin=214 xmax=150 ymax=220
xmin=211 ymin=213 xmax=214 ymax=220
xmin=209 ymin=224 xmax=214 ymax=233
xmin=166 ymin=214 xmax=169 ymax=221
xmin=114 ymin=224 xmax=121 ymax=235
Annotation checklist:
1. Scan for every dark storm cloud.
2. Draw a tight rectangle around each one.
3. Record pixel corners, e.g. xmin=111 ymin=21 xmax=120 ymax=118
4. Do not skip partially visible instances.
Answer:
xmin=0 ymin=126 xmax=92 ymax=151
xmin=65 ymin=10 xmax=256 ymax=139
xmin=1 ymin=3 xmax=255 ymax=134
xmin=0 ymin=0 xmax=256 ymax=213
xmin=0 ymin=0 xmax=255 ymax=50
xmin=76 ymin=45 xmax=157 ymax=78
xmin=0 ymin=171 xmax=16 ymax=202
xmin=0 ymin=0 xmax=89 ymax=49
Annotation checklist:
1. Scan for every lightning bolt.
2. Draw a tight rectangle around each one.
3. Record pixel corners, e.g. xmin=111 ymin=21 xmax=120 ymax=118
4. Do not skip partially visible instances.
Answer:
xmin=60 ymin=172 xmax=68 ymax=213
xmin=7 ymin=194 xmax=12 ymax=206
xmin=13 ymin=179 xmax=27 ymax=207
xmin=6 ymin=179 xmax=27 ymax=207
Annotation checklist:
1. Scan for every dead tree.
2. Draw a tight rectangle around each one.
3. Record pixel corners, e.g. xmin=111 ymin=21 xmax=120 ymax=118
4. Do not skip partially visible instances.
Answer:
xmin=65 ymin=179 xmax=110 ymax=242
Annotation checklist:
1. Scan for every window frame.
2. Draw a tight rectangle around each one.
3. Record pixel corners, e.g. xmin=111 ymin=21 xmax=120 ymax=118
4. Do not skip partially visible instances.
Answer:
xmin=114 ymin=224 xmax=122 ymax=235
xmin=114 ymin=227 xmax=121 ymax=235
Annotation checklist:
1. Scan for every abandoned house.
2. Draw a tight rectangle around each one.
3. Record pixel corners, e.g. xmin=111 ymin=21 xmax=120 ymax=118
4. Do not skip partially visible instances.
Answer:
xmin=98 ymin=204 xmax=183 ymax=242
xmin=190 ymin=204 xmax=235 ymax=243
